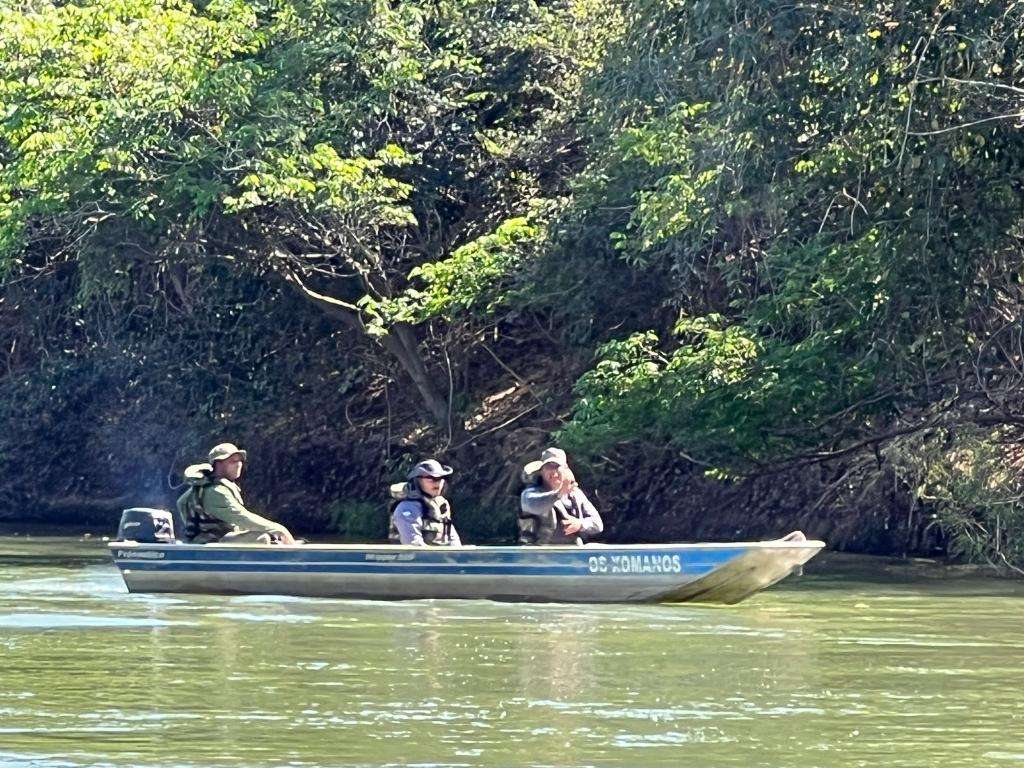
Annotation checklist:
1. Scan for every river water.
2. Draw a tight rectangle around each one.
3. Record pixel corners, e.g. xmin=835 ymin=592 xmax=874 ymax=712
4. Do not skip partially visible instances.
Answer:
xmin=0 ymin=537 xmax=1022 ymax=767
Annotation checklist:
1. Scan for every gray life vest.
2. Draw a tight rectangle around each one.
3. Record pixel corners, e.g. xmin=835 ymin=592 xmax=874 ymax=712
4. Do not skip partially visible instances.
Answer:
xmin=518 ymin=487 xmax=582 ymax=546
xmin=388 ymin=482 xmax=454 ymax=545
xmin=175 ymin=464 xmax=234 ymax=543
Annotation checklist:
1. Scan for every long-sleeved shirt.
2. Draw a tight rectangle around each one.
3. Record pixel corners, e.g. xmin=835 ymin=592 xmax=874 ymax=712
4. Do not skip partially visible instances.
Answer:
xmin=392 ymin=499 xmax=462 ymax=547
xmin=519 ymin=485 xmax=603 ymax=545
xmin=202 ymin=479 xmax=288 ymax=536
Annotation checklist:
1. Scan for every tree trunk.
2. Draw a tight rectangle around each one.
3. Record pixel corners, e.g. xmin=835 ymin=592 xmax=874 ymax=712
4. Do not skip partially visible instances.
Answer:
xmin=381 ymin=322 xmax=455 ymax=433
xmin=285 ymin=273 xmax=460 ymax=437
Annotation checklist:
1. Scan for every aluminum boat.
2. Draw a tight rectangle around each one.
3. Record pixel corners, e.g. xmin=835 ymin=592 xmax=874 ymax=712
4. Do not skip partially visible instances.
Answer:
xmin=109 ymin=539 xmax=824 ymax=604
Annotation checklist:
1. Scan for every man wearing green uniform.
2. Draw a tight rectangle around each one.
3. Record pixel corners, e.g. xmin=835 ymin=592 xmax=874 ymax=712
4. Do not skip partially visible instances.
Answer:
xmin=176 ymin=442 xmax=296 ymax=544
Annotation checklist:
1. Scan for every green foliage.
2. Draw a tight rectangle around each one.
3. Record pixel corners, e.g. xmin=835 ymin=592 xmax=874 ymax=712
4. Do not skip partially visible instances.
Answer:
xmin=607 ymin=102 xmax=722 ymax=265
xmin=0 ymin=0 xmax=261 ymax=272
xmin=562 ymin=314 xmax=877 ymax=468
xmin=0 ymin=0 xmax=603 ymax=301
xmin=0 ymin=0 xmax=622 ymax=523
xmin=3 ymin=0 xmax=1024 ymax=566
xmin=560 ymin=0 xmax=1024 ymax=481
xmin=325 ymin=499 xmax=387 ymax=542
xmin=224 ymin=144 xmax=414 ymax=219
xmin=449 ymin=493 xmax=515 ymax=545
xmin=887 ymin=429 xmax=1024 ymax=571
xmin=370 ymin=213 xmax=544 ymax=328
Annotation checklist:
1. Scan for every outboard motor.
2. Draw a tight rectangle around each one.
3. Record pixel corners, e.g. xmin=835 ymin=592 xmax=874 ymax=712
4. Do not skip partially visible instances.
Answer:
xmin=117 ymin=508 xmax=176 ymax=543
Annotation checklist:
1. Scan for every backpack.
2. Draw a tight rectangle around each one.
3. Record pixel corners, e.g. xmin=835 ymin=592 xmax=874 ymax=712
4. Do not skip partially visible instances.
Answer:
xmin=387 ymin=482 xmax=416 ymax=543
xmin=175 ymin=463 xmax=231 ymax=542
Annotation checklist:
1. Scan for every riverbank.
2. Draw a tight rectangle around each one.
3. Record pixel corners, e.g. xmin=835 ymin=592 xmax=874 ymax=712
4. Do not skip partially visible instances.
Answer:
xmin=0 ymin=452 xmax=948 ymax=556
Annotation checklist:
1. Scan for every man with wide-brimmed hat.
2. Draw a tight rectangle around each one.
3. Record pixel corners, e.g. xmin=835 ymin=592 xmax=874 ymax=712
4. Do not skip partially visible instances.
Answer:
xmin=389 ymin=459 xmax=461 ymax=546
xmin=175 ymin=442 xmax=296 ymax=544
xmin=519 ymin=447 xmax=603 ymax=546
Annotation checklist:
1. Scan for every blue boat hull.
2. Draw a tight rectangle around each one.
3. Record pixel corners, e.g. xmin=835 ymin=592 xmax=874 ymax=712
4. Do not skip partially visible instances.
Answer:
xmin=109 ymin=540 xmax=824 ymax=604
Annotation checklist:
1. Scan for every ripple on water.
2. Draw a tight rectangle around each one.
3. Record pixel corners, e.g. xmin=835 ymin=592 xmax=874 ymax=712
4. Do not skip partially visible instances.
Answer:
xmin=883 ymin=666 xmax=987 ymax=675
xmin=2 ymin=540 xmax=1024 ymax=768
xmin=0 ymin=753 xmax=78 ymax=768
xmin=212 ymin=611 xmax=320 ymax=624
xmin=0 ymin=574 xmax=125 ymax=598
xmin=837 ymin=635 xmax=1024 ymax=649
xmin=0 ymin=572 xmax=186 ymax=613
xmin=0 ymin=753 xmax=202 ymax=768
xmin=983 ymin=752 xmax=1024 ymax=762
xmin=611 ymin=728 xmax=738 ymax=747
xmin=0 ymin=613 xmax=192 ymax=630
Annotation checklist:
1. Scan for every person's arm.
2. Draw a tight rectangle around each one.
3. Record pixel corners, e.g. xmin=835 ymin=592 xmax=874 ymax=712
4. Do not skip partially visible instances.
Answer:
xmin=448 ymin=525 xmax=462 ymax=546
xmin=174 ymin=489 xmax=192 ymax=536
xmin=521 ymin=485 xmax=560 ymax=517
xmin=574 ymin=489 xmax=604 ymax=536
xmin=392 ymin=501 xmax=426 ymax=546
xmin=203 ymin=485 xmax=288 ymax=536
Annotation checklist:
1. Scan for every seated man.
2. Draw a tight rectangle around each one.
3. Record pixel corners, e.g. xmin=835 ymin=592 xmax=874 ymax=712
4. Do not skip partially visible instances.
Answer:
xmin=389 ymin=459 xmax=461 ymax=546
xmin=519 ymin=447 xmax=603 ymax=545
xmin=176 ymin=442 xmax=296 ymax=544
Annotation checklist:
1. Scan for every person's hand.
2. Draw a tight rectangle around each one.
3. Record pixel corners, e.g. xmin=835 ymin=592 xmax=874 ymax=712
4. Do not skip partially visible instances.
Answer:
xmin=562 ymin=520 xmax=583 ymax=536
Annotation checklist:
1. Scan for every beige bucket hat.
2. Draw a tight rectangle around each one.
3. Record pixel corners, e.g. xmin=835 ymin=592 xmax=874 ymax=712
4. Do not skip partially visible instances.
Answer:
xmin=522 ymin=447 xmax=568 ymax=478
xmin=208 ymin=442 xmax=247 ymax=463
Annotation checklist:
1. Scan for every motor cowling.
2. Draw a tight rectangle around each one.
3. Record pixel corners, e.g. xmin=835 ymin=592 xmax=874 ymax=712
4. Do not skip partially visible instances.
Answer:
xmin=117 ymin=508 xmax=175 ymax=543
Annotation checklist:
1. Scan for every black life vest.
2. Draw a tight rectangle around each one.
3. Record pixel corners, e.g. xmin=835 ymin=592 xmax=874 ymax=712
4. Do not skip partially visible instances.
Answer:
xmin=175 ymin=464 xmax=234 ymax=543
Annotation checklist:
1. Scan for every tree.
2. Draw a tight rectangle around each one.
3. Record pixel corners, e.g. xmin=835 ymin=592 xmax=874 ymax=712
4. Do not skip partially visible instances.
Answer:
xmin=0 ymin=0 xmax=613 ymax=435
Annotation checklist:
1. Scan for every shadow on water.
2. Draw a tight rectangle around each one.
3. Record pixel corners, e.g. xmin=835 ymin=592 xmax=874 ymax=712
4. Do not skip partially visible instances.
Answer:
xmin=790 ymin=551 xmax=1024 ymax=599
xmin=0 ymin=535 xmax=113 ymax=569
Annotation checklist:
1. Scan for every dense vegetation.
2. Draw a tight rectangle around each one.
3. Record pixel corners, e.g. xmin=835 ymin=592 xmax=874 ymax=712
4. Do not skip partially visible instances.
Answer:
xmin=2 ymin=0 xmax=1023 ymax=569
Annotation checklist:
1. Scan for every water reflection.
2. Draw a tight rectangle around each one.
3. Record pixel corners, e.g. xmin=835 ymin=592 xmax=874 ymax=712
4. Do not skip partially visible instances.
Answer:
xmin=513 ymin=609 xmax=599 ymax=702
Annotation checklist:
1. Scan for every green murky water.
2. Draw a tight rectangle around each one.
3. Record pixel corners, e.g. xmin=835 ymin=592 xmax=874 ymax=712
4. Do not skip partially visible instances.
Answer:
xmin=1 ymin=537 xmax=1022 ymax=767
